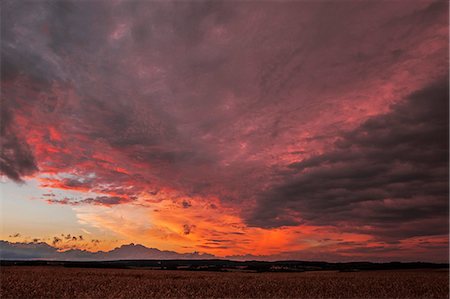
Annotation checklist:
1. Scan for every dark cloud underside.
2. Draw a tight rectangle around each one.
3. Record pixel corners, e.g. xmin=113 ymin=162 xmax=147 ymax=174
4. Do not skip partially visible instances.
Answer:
xmin=249 ymin=79 xmax=449 ymax=240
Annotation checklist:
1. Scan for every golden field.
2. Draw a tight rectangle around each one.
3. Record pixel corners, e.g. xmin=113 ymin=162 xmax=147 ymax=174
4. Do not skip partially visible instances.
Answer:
xmin=1 ymin=266 xmax=448 ymax=298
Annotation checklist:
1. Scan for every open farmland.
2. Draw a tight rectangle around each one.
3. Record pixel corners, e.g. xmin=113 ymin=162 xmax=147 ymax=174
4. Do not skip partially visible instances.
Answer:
xmin=1 ymin=266 xmax=448 ymax=298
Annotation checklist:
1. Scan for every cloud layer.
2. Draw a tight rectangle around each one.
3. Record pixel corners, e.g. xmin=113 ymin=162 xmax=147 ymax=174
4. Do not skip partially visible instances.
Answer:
xmin=249 ymin=80 xmax=449 ymax=240
xmin=1 ymin=0 xmax=448 ymax=260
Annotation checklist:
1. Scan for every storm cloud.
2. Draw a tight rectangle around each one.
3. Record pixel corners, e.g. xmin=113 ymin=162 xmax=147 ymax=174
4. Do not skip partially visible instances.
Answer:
xmin=249 ymin=79 xmax=449 ymax=240
xmin=1 ymin=0 xmax=448 ymax=258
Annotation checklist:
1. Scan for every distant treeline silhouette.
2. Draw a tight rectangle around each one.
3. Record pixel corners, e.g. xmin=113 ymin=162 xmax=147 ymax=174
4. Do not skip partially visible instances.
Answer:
xmin=1 ymin=260 xmax=448 ymax=272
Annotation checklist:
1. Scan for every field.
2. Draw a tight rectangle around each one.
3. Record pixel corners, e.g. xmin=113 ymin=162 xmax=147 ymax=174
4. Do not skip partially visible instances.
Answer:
xmin=1 ymin=266 xmax=448 ymax=298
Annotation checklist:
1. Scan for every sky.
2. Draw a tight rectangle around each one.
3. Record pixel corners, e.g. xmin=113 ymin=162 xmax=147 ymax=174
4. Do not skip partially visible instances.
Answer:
xmin=1 ymin=0 xmax=449 ymax=262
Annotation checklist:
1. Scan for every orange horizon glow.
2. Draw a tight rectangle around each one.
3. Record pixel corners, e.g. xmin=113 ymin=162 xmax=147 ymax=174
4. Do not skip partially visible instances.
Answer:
xmin=1 ymin=0 xmax=448 ymax=263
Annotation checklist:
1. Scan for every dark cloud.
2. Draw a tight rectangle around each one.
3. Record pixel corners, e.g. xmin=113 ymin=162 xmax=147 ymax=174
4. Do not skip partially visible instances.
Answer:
xmin=2 ymin=0 xmax=446 ymax=198
xmin=1 ymin=0 xmax=448 ymax=259
xmin=60 ymin=178 xmax=95 ymax=189
xmin=81 ymin=196 xmax=134 ymax=206
xmin=248 ymin=79 xmax=449 ymax=241
xmin=47 ymin=196 xmax=133 ymax=207
xmin=0 ymin=104 xmax=39 ymax=182
xmin=183 ymin=224 xmax=195 ymax=235
xmin=52 ymin=237 xmax=62 ymax=246
xmin=182 ymin=200 xmax=192 ymax=209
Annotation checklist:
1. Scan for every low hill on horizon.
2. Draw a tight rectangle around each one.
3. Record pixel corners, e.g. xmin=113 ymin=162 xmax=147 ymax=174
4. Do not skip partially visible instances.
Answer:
xmin=0 ymin=240 xmax=216 ymax=261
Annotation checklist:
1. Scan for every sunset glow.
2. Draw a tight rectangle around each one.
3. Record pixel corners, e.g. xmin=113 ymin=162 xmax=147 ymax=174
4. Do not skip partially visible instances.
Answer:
xmin=1 ymin=0 xmax=448 ymax=262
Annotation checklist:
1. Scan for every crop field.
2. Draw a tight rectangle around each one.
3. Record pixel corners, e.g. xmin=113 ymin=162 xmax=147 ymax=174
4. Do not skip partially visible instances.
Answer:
xmin=1 ymin=266 xmax=448 ymax=298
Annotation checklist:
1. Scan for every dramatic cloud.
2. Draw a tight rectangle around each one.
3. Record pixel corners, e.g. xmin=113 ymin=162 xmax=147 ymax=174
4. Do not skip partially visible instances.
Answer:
xmin=1 ymin=0 xmax=448 ymax=260
xmin=0 ymin=103 xmax=38 ymax=182
xmin=248 ymin=80 xmax=449 ymax=241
